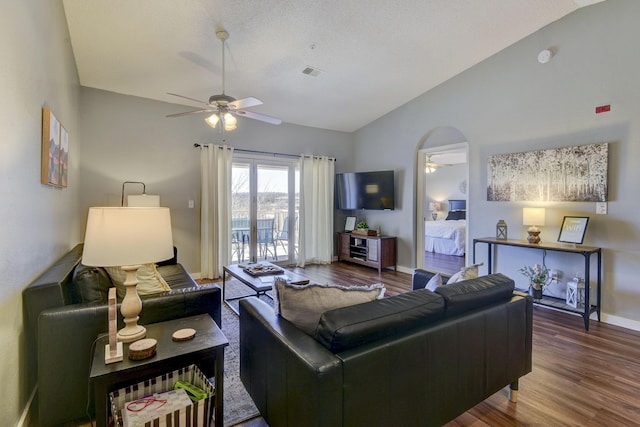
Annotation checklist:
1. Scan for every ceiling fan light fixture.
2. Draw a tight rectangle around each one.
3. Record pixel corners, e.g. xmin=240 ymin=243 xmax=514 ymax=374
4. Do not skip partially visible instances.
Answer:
xmin=167 ymin=28 xmax=281 ymax=129
xmin=223 ymin=112 xmax=237 ymax=131
xmin=425 ymin=165 xmax=437 ymax=174
xmin=205 ymin=113 xmax=220 ymax=128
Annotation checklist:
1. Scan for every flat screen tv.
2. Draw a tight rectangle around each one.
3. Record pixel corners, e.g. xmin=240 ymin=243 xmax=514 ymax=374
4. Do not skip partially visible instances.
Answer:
xmin=335 ymin=170 xmax=395 ymax=210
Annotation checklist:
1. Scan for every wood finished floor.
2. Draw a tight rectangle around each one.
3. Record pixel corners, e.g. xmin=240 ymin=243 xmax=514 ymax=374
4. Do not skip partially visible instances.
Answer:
xmin=230 ymin=261 xmax=640 ymax=427
xmin=66 ymin=260 xmax=640 ymax=427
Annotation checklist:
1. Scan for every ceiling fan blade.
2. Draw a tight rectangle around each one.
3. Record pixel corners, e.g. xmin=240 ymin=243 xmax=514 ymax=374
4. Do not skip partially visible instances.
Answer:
xmin=166 ymin=109 xmax=213 ymax=118
xmin=167 ymin=92 xmax=208 ymax=105
xmin=236 ymin=110 xmax=282 ymax=125
xmin=229 ymin=97 xmax=263 ymax=109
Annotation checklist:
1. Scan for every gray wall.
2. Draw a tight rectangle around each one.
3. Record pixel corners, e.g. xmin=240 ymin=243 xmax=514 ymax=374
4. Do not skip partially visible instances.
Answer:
xmin=6 ymin=1 xmax=640 ymax=422
xmin=352 ymin=0 xmax=640 ymax=328
xmin=78 ymin=88 xmax=354 ymax=273
xmin=0 ymin=0 xmax=81 ymax=423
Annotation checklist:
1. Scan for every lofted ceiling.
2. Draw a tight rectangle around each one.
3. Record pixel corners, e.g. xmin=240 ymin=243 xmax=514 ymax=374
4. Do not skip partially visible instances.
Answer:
xmin=62 ymin=0 xmax=604 ymax=132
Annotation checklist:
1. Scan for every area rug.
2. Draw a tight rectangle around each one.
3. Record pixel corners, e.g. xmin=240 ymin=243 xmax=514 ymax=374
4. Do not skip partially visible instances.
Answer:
xmin=219 ymin=279 xmax=273 ymax=426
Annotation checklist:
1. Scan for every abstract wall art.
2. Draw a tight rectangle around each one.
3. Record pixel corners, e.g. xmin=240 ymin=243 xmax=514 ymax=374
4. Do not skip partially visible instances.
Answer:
xmin=487 ymin=142 xmax=608 ymax=202
xmin=41 ymin=106 xmax=69 ymax=187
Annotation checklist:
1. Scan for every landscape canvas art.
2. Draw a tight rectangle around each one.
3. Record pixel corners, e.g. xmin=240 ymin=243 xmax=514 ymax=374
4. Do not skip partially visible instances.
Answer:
xmin=487 ymin=142 xmax=608 ymax=202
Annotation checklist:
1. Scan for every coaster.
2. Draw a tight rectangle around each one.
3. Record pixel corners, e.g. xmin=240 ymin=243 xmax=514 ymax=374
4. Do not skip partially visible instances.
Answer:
xmin=128 ymin=338 xmax=157 ymax=360
xmin=172 ymin=328 xmax=196 ymax=342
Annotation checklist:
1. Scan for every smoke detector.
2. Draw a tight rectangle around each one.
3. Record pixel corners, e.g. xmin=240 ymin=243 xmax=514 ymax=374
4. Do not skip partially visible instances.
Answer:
xmin=537 ymin=49 xmax=553 ymax=64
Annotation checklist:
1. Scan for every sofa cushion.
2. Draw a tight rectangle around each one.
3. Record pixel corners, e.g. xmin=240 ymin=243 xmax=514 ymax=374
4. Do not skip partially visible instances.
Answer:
xmin=157 ymin=264 xmax=197 ymax=290
xmin=274 ymin=280 xmax=386 ymax=335
xmin=315 ymin=288 xmax=445 ymax=353
xmin=105 ymin=264 xmax=171 ymax=299
xmin=436 ymin=273 xmax=515 ymax=316
xmin=70 ymin=264 xmax=112 ymax=304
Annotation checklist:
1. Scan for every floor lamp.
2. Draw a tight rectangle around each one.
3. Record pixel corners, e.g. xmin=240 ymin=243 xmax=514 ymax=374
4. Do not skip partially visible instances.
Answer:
xmin=82 ymin=207 xmax=173 ymax=343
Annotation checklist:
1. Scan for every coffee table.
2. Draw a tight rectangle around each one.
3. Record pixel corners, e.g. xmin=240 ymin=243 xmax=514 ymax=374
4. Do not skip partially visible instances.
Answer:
xmin=89 ymin=314 xmax=228 ymax=427
xmin=223 ymin=262 xmax=309 ymax=314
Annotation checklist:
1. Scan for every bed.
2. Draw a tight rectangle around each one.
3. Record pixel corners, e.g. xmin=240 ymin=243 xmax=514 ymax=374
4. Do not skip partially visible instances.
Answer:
xmin=425 ymin=199 xmax=466 ymax=256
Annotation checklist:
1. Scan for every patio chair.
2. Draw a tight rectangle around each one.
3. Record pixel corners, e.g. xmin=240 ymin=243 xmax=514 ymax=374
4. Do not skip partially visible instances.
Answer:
xmin=257 ymin=218 xmax=277 ymax=261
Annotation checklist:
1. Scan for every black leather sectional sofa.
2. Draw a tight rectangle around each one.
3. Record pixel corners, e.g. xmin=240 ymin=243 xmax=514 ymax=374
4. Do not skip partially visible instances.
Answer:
xmin=22 ymin=244 xmax=221 ymax=426
xmin=239 ymin=271 xmax=533 ymax=427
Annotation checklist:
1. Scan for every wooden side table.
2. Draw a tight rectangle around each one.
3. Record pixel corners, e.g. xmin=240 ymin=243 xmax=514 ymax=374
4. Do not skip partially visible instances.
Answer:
xmin=89 ymin=314 xmax=228 ymax=427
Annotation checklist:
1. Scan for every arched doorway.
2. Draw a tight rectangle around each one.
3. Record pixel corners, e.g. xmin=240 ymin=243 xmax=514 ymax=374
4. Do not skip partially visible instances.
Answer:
xmin=416 ymin=127 xmax=469 ymax=275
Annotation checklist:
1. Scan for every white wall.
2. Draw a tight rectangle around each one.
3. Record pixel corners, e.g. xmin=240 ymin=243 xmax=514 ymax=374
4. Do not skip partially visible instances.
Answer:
xmin=78 ymin=87 xmax=354 ymax=273
xmin=0 ymin=0 xmax=81 ymax=423
xmin=425 ymin=163 xmax=467 ymax=218
xmin=353 ymin=0 xmax=640 ymax=328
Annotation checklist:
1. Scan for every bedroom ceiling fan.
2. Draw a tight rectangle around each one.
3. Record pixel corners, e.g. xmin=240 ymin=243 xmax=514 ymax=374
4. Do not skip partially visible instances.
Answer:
xmin=166 ymin=29 xmax=282 ymax=131
xmin=425 ymin=154 xmax=452 ymax=173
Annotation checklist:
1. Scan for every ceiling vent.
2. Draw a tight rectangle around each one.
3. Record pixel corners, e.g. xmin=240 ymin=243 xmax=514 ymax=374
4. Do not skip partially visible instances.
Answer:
xmin=302 ymin=66 xmax=321 ymax=77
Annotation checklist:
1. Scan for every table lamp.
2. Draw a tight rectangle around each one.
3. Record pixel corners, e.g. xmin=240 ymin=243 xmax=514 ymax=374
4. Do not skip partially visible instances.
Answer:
xmin=429 ymin=202 xmax=441 ymax=220
xmin=523 ymin=207 xmax=546 ymax=244
xmin=82 ymin=207 xmax=173 ymax=343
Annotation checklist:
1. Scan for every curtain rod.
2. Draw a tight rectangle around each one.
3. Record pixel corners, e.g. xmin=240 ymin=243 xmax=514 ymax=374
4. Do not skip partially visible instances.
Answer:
xmin=193 ymin=143 xmax=336 ymax=161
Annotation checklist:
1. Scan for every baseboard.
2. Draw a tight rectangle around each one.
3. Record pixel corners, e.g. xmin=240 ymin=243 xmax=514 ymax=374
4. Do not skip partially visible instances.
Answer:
xmin=17 ymin=386 xmax=36 ymax=427
xmin=601 ymin=313 xmax=640 ymax=332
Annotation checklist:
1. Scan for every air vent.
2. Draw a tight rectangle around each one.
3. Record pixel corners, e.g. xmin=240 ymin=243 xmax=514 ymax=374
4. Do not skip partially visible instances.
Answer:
xmin=302 ymin=66 xmax=321 ymax=77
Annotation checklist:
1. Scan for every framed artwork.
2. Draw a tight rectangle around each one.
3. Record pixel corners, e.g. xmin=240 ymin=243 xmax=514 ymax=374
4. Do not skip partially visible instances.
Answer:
xmin=558 ymin=216 xmax=590 ymax=244
xmin=487 ymin=142 xmax=608 ymax=202
xmin=344 ymin=216 xmax=356 ymax=232
xmin=59 ymin=124 xmax=69 ymax=187
xmin=41 ymin=107 xmax=68 ymax=187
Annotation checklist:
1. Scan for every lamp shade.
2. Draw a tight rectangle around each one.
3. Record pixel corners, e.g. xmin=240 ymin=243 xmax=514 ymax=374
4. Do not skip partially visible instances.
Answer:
xmin=523 ymin=207 xmax=546 ymax=226
xmin=429 ymin=202 xmax=441 ymax=211
xmin=82 ymin=207 xmax=173 ymax=267
xmin=127 ymin=194 xmax=160 ymax=207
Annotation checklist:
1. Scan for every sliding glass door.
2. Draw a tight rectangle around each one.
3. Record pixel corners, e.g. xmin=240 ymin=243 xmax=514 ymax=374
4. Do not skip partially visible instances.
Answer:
xmin=231 ymin=155 xmax=299 ymax=265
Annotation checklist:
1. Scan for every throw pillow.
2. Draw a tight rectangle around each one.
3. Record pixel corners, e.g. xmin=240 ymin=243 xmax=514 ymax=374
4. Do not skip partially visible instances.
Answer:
xmin=446 ymin=263 xmax=482 ymax=285
xmin=273 ymin=280 xmax=386 ymax=335
xmin=425 ymin=273 xmax=442 ymax=291
xmin=445 ymin=210 xmax=466 ymax=220
xmin=104 ymin=264 xmax=171 ymax=300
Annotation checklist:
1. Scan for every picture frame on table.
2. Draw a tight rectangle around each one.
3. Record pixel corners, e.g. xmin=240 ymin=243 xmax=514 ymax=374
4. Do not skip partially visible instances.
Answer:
xmin=344 ymin=216 xmax=356 ymax=232
xmin=558 ymin=216 xmax=589 ymax=244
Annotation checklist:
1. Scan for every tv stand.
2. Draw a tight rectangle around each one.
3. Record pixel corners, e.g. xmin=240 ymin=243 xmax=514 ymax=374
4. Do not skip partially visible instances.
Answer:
xmin=338 ymin=232 xmax=397 ymax=274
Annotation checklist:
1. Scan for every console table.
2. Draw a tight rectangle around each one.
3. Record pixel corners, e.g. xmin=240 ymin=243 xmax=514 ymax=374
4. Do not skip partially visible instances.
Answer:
xmin=473 ymin=237 xmax=601 ymax=330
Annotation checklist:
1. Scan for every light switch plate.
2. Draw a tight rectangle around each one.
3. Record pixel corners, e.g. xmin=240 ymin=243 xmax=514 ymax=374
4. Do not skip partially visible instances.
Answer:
xmin=596 ymin=202 xmax=607 ymax=214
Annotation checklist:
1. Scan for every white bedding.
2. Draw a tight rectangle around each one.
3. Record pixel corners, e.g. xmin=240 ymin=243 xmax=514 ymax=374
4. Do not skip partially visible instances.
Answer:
xmin=425 ymin=220 xmax=466 ymax=256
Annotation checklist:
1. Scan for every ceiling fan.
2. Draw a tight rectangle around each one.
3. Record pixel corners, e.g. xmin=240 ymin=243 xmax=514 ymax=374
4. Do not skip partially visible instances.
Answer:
xmin=425 ymin=154 xmax=452 ymax=173
xmin=166 ymin=29 xmax=282 ymax=131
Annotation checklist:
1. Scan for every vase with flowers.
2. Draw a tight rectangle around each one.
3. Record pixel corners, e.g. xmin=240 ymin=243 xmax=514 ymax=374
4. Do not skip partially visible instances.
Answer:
xmin=519 ymin=263 xmax=550 ymax=299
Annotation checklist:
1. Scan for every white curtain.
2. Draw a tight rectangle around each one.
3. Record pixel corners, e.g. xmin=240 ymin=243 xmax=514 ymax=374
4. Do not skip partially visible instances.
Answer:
xmin=297 ymin=155 xmax=335 ymax=267
xmin=200 ymin=144 xmax=234 ymax=279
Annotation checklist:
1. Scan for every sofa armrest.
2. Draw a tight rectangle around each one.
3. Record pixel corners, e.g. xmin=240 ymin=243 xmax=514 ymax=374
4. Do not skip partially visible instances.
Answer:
xmin=36 ymin=284 xmax=221 ymax=426
xmin=239 ymin=297 xmax=343 ymax=427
